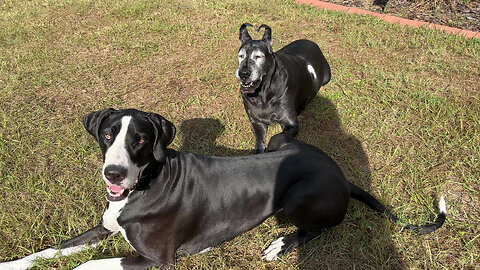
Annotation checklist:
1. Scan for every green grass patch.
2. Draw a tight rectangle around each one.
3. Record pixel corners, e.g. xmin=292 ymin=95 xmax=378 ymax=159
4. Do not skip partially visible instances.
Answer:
xmin=0 ymin=0 xmax=479 ymax=269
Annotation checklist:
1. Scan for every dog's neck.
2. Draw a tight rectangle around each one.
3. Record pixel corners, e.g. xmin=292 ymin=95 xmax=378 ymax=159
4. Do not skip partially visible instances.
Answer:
xmin=135 ymin=159 xmax=162 ymax=191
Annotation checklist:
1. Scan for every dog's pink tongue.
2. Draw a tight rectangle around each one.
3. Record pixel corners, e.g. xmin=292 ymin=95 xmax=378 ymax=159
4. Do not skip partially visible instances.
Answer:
xmin=109 ymin=185 xmax=123 ymax=193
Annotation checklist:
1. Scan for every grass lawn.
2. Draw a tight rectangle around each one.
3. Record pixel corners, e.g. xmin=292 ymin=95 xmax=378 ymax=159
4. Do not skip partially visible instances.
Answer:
xmin=0 ymin=0 xmax=479 ymax=269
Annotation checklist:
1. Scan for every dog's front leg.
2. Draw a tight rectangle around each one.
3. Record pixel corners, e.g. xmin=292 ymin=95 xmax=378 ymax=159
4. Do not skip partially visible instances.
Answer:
xmin=0 ymin=225 xmax=112 ymax=270
xmin=59 ymin=224 xmax=113 ymax=249
xmin=251 ymin=122 xmax=268 ymax=154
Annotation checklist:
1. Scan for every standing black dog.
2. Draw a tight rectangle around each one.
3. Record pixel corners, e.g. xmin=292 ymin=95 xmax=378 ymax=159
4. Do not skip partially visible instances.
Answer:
xmin=0 ymin=109 xmax=445 ymax=270
xmin=236 ymin=23 xmax=331 ymax=153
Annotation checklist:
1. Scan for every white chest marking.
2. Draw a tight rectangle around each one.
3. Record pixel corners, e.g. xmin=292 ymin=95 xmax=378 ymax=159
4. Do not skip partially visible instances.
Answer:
xmin=102 ymin=199 xmax=135 ymax=250
xmin=307 ymin=64 xmax=317 ymax=80
xmin=102 ymin=199 xmax=128 ymax=232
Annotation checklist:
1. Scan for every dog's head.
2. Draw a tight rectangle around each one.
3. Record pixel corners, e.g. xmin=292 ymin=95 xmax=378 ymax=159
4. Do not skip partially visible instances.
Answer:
xmin=83 ymin=108 xmax=176 ymax=201
xmin=235 ymin=23 xmax=275 ymax=94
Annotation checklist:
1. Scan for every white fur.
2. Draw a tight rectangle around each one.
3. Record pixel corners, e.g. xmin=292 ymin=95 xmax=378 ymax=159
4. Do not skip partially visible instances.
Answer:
xmin=439 ymin=196 xmax=446 ymax=214
xmin=199 ymin=247 xmax=212 ymax=254
xmin=103 ymin=200 xmax=128 ymax=232
xmin=102 ymin=199 xmax=134 ymax=250
xmin=0 ymin=244 xmax=95 ymax=270
xmin=103 ymin=116 xmax=140 ymax=189
xmin=73 ymin=257 xmax=123 ymax=270
xmin=261 ymin=236 xmax=284 ymax=261
xmin=237 ymin=48 xmax=247 ymax=64
xmin=250 ymin=49 xmax=265 ymax=80
xmin=307 ymin=64 xmax=317 ymax=79
xmin=103 ymin=116 xmax=132 ymax=171
xmin=235 ymin=49 xmax=265 ymax=84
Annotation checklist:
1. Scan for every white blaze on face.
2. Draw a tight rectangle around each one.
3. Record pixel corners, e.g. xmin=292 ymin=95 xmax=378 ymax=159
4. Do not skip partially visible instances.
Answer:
xmin=103 ymin=116 xmax=132 ymax=176
xmin=102 ymin=116 xmax=141 ymax=189
xmin=307 ymin=64 xmax=317 ymax=80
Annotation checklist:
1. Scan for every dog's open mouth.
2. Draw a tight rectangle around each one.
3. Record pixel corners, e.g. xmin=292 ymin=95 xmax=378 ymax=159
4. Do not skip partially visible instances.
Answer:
xmin=240 ymin=80 xmax=260 ymax=93
xmin=241 ymin=81 xmax=254 ymax=88
xmin=106 ymin=179 xmax=138 ymax=201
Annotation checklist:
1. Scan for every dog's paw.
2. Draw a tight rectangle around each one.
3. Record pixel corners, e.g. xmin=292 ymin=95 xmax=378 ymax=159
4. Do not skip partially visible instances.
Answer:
xmin=261 ymin=237 xmax=285 ymax=261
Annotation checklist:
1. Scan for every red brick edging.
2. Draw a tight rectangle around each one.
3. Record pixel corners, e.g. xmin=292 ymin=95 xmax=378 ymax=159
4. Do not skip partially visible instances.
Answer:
xmin=296 ymin=0 xmax=480 ymax=39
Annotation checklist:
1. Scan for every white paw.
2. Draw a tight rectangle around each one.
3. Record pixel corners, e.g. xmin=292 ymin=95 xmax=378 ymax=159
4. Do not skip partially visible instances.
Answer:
xmin=261 ymin=237 xmax=285 ymax=261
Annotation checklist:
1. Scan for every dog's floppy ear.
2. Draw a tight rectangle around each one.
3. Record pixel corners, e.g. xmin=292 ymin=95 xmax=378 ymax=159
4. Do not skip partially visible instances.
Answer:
xmin=239 ymin=23 xmax=253 ymax=43
xmin=83 ymin=108 xmax=115 ymax=141
xmin=257 ymin=24 xmax=273 ymax=48
xmin=147 ymin=113 xmax=176 ymax=163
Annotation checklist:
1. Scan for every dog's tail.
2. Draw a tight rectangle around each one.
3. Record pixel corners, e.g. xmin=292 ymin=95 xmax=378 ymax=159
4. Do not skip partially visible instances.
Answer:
xmin=348 ymin=182 xmax=446 ymax=234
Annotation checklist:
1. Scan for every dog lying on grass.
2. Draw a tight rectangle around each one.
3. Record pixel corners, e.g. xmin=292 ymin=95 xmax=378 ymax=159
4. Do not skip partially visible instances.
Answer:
xmin=0 ymin=109 xmax=445 ymax=270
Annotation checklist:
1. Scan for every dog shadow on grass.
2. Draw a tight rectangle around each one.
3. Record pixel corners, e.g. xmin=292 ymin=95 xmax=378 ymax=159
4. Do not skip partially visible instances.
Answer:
xmin=294 ymin=95 xmax=406 ymax=269
xmin=177 ymin=95 xmax=406 ymax=269
xmin=178 ymin=118 xmax=251 ymax=156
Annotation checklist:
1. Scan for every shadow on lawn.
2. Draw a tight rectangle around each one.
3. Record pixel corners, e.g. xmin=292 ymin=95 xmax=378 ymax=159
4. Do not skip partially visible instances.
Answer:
xmin=178 ymin=118 xmax=251 ymax=156
xmin=295 ymin=95 xmax=406 ymax=269
xmin=177 ymin=95 xmax=406 ymax=269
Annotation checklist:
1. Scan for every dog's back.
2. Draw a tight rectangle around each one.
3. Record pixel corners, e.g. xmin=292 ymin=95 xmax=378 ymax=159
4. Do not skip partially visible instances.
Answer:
xmin=277 ymin=39 xmax=331 ymax=87
xmin=274 ymin=39 xmax=331 ymax=115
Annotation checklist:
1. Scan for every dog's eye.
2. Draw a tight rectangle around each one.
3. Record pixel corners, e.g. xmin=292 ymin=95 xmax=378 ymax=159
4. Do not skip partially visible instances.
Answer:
xmin=138 ymin=138 xmax=145 ymax=144
xmin=238 ymin=54 xmax=245 ymax=59
xmin=104 ymin=133 xmax=111 ymax=140
xmin=254 ymin=55 xmax=264 ymax=60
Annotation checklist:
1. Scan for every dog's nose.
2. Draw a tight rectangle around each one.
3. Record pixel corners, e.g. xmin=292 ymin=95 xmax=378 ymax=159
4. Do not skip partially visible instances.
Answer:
xmin=238 ymin=69 xmax=251 ymax=80
xmin=104 ymin=165 xmax=127 ymax=183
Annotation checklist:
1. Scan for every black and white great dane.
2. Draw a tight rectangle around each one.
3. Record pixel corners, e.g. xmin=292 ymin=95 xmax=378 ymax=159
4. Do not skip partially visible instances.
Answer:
xmin=0 ymin=109 xmax=446 ymax=270
xmin=235 ymin=23 xmax=331 ymax=154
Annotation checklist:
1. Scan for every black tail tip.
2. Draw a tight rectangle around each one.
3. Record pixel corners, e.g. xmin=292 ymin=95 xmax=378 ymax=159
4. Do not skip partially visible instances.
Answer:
xmin=405 ymin=196 xmax=447 ymax=234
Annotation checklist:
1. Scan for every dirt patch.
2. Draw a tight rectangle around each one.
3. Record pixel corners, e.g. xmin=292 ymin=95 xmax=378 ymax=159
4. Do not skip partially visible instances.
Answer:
xmin=323 ymin=0 xmax=480 ymax=32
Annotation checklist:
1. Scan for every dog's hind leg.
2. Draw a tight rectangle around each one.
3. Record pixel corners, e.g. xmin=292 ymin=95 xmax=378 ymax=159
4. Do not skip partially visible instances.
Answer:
xmin=262 ymin=176 xmax=349 ymax=261
xmin=261 ymin=229 xmax=321 ymax=261
xmin=0 ymin=225 xmax=112 ymax=270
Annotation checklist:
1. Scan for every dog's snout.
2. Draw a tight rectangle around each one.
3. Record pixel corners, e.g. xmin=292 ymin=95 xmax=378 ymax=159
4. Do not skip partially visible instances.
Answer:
xmin=238 ymin=69 xmax=251 ymax=80
xmin=104 ymin=165 xmax=127 ymax=183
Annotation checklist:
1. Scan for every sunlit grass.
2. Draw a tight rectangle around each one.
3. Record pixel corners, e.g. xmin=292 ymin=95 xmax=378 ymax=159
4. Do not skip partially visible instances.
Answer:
xmin=0 ymin=0 xmax=479 ymax=269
